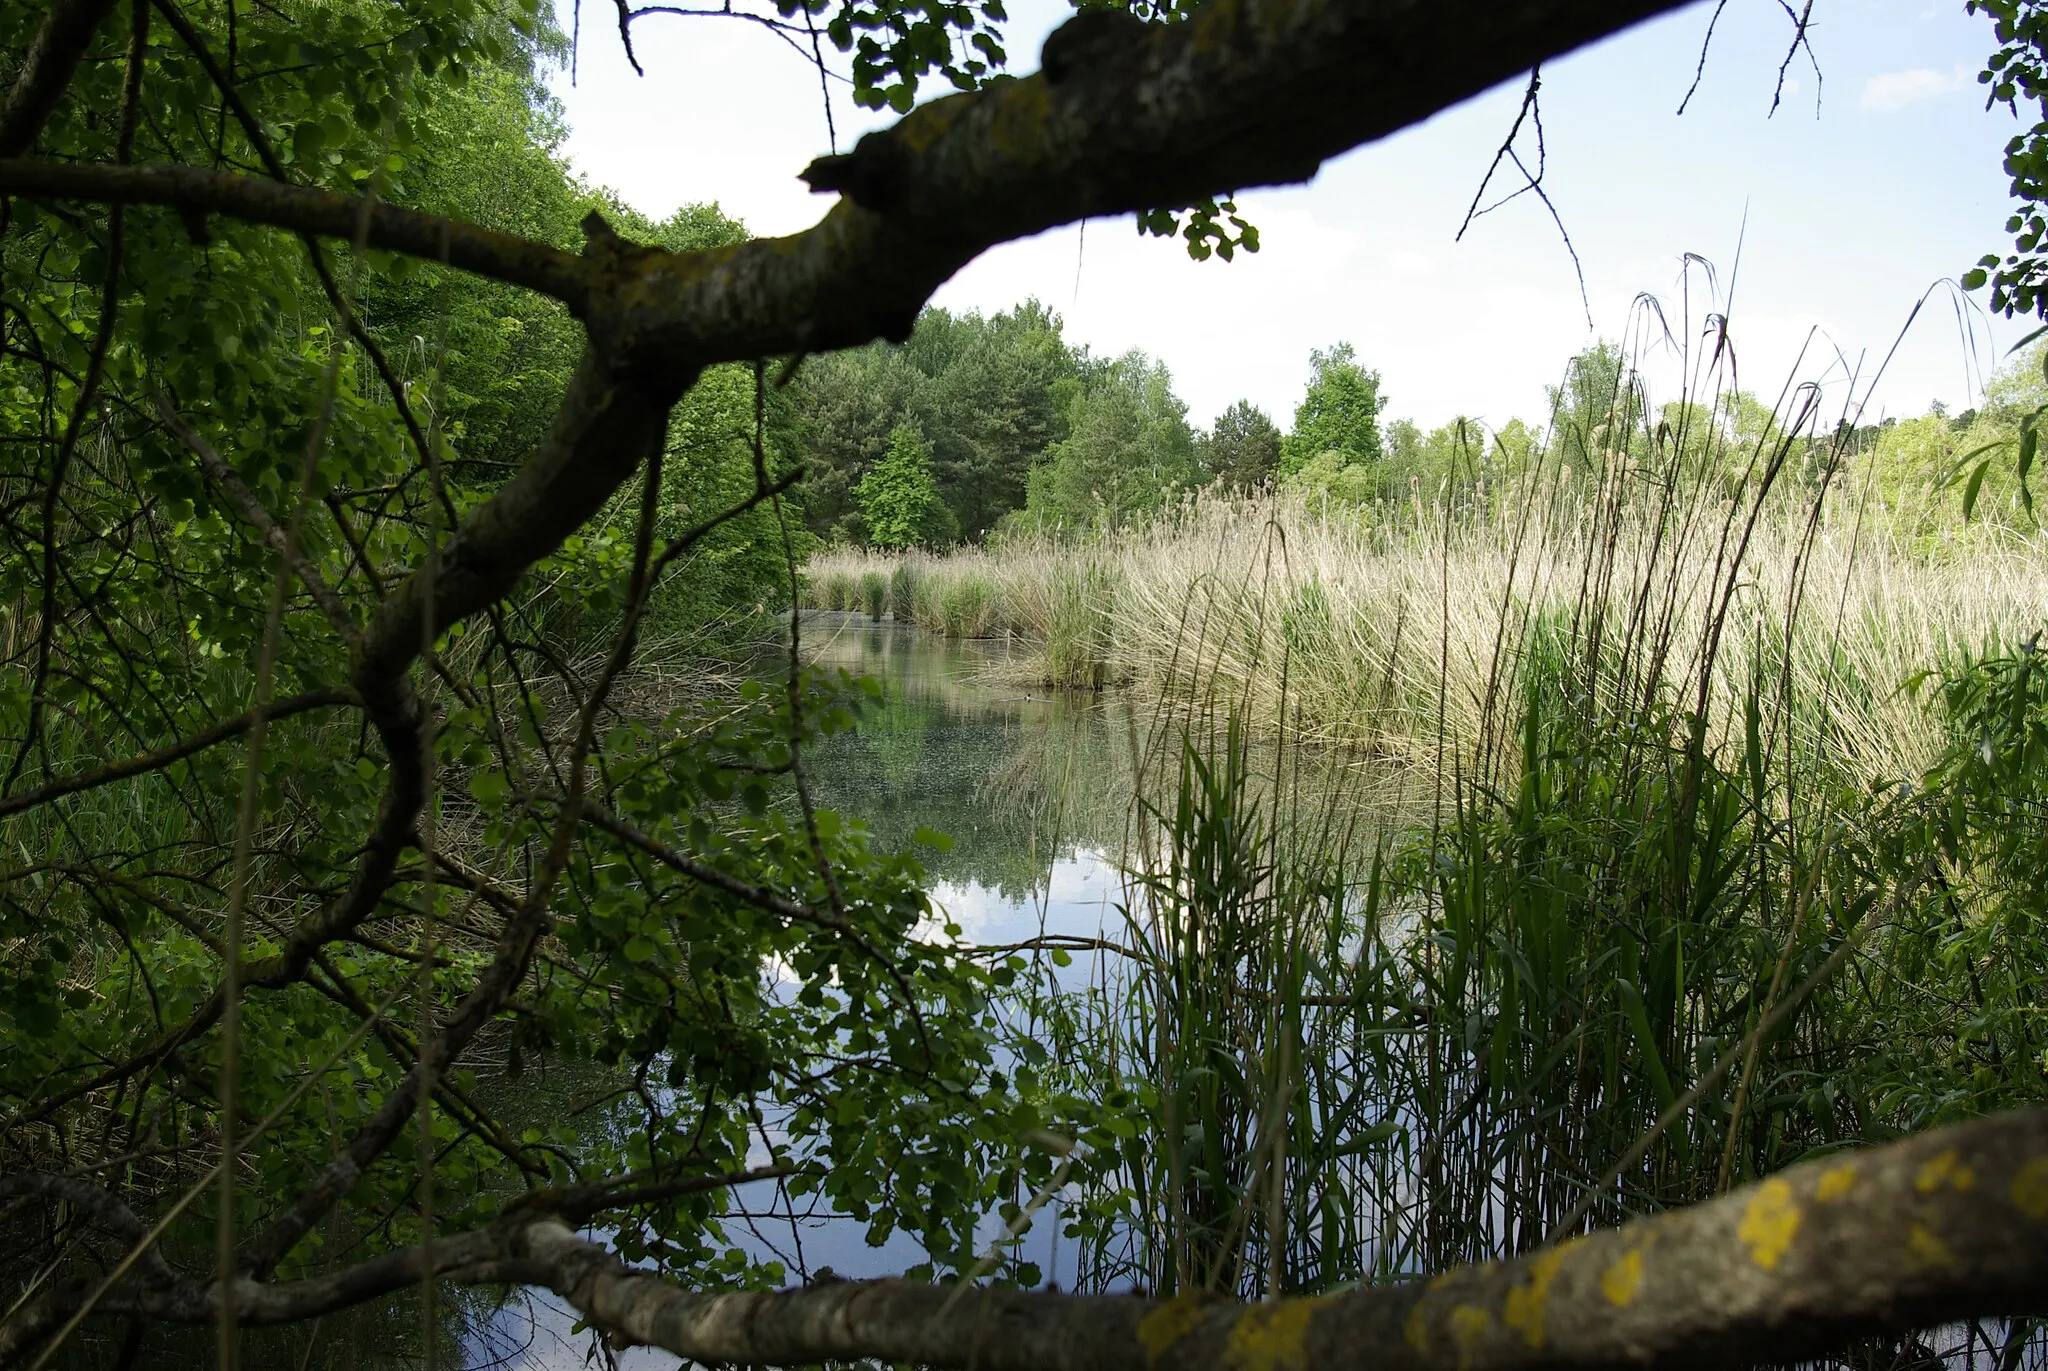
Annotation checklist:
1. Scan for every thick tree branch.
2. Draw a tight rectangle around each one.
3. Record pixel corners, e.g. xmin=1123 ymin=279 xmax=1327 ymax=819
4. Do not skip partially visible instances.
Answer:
xmin=21 ymin=1108 xmax=2048 ymax=1370
xmin=4 ymin=0 xmax=1699 ymax=745
xmin=590 ymin=0 xmax=1693 ymax=364
xmin=6 ymin=0 xmax=1690 ymax=359
xmin=0 ymin=0 xmax=122 ymax=158
xmin=288 ymin=0 xmax=1701 ymax=761
xmin=0 ymin=1176 xmax=175 ymax=1289
xmin=480 ymin=1106 xmax=2048 ymax=1369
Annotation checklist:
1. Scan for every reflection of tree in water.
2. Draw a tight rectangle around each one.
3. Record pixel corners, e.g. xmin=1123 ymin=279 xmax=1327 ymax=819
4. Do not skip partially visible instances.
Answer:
xmin=792 ymin=615 xmax=1405 ymax=904
xmin=798 ymin=618 xmax=1091 ymax=901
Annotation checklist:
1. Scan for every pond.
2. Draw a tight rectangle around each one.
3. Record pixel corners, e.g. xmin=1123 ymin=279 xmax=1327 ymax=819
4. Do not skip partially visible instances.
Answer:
xmin=471 ymin=613 xmax=1145 ymax=1368
xmin=795 ymin=610 xmax=1139 ymax=950
xmin=111 ymin=615 xmax=1396 ymax=1369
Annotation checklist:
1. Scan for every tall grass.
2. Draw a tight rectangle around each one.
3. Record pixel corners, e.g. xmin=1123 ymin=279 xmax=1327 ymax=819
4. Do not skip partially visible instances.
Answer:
xmin=819 ymin=568 xmax=857 ymax=612
xmin=1011 ymin=556 xmax=1121 ymax=689
xmin=937 ymin=574 xmax=1000 ymax=636
xmin=982 ymin=336 xmax=2048 ymax=1368
xmin=823 ymin=489 xmax=2047 ymax=790
xmin=890 ymin=561 xmax=918 ymax=622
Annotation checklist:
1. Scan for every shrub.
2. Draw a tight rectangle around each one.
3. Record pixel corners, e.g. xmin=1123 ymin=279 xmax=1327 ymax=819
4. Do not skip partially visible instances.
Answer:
xmin=890 ymin=561 xmax=919 ymax=623
xmin=941 ymin=574 xmax=1002 ymax=638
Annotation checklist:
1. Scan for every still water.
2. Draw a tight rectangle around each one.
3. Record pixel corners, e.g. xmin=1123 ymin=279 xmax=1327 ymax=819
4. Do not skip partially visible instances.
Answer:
xmin=797 ymin=610 xmax=1139 ymax=948
xmin=473 ymin=613 xmax=1138 ymax=1368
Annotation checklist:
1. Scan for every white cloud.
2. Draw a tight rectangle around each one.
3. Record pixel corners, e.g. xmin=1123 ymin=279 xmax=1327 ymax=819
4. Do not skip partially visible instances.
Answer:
xmin=1861 ymin=65 xmax=1972 ymax=112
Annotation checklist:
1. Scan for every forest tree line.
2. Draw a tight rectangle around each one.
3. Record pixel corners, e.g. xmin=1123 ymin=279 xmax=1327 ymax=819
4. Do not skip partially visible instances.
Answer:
xmin=787 ymin=311 xmax=2045 ymax=552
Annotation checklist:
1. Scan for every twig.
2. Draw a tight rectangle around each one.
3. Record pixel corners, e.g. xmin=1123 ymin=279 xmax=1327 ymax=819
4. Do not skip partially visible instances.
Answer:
xmin=1455 ymin=67 xmax=1591 ymax=329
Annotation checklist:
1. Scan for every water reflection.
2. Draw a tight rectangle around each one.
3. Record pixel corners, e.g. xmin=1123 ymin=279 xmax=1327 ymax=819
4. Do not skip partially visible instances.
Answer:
xmin=443 ymin=614 xmax=1390 ymax=1366
xmin=795 ymin=610 xmax=1138 ymax=947
xmin=465 ymin=616 xmax=1127 ymax=1368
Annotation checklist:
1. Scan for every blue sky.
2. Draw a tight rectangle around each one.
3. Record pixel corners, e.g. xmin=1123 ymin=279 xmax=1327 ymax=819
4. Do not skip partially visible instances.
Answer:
xmin=550 ymin=0 xmax=2026 ymax=432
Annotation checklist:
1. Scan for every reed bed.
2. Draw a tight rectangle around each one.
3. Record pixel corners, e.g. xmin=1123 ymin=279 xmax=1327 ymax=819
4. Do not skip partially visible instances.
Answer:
xmin=860 ymin=568 xmax=889 ymax=619
xmin=812 ymin=490 xmax=2048 ymax=791
xmin=961 ymin=377 xmax=2048 ymax=1369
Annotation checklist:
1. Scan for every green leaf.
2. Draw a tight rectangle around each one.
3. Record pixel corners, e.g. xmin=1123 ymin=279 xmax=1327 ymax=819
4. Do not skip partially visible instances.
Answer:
xmin=470 ymin=768 xmax=510 ymax=805
xmin=1332 ymin=1120 xmax=1402 ymax=1156
xmin=1616 ymin=978 xmax=1677 ymax=1114
xmin=1963 ymin=457 xmax=1994 ymax=520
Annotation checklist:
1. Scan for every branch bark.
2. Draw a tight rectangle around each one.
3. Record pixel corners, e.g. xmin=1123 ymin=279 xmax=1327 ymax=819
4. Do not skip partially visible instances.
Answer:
xmin=18 ymin=1108 xmax=2048 ymax=1370
xmin=0 ymin=160 xmax=596 ymax=306
xmin=508 ymin=1106 xmax=2048 ymax=1369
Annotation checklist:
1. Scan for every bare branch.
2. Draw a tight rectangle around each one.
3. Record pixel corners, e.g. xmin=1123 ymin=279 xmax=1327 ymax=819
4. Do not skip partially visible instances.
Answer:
xmin=1675 ymin=0 xmax=1731 ymax=116
xmin=1456 ymin=68 xmax=1590 ymax=329
xmin=1769 ymin=0 xmax=1820 ymax=118
xmin=611 ymin=0 xmax=645 ymax=75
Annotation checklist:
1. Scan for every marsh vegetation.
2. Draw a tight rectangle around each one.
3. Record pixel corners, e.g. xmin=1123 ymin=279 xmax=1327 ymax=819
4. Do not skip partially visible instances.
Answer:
xmin=7 ymin=0 xmax=2048 ymax=1365
xmin=799 ymin=325 xmax=2048 ymax=1320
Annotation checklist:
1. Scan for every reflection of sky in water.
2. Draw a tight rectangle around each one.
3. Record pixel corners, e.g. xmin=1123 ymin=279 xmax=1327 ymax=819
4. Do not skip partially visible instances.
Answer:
xmin=476 ymin=617 xmax=1114 ymax=1368
xmin=928 ymin=848 xmax=1122 ymax=948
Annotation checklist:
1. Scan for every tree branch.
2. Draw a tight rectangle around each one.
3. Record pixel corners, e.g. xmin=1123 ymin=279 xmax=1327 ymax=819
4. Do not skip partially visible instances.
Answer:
xmin=0 ymin=1176 xmax=175 ymax=1290
xmin=0 ymin=688 xmax=357 ymax=819
xmin=506 ymin=1161 xmax=801 ymax=1227
xmin=584 ymin=802 xmax=849 ymax=933
xmin=470 ymin=1106 xmax=2048 ymax=1370
xmin=0 ymin=0 xmax=122 ymax=158
xmin=0 ymin=160 xmax=596 ymax=309
xmin=22 ymin=1108 xmax=2048 ymax=1371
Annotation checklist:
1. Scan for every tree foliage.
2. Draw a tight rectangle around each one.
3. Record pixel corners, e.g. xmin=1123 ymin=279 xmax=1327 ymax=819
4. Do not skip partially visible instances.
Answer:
xmin=793 ymin=301 xmax=1075 ymax=543
xmin=1968 ymin=0 xmax=2048 ymax=315
xmin=1019 ymin=349 xmax=1202 ymax=532
xmin=1279 ymin=342 xmax=1385 ymax=477
xmin=1207 ymin=398 xmax=1283 ymax=491
xmin=856 ymin=423 xmax=945 ymax=547
xmin=0 ymin=0 xmax=2037 ymax=1363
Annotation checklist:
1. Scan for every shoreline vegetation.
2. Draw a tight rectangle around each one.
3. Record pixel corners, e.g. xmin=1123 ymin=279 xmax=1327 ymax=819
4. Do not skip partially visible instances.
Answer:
xmin=795 ymin=388 xmax=2048 ymax=1295
xmin=803 ymin=482 xmax=2048 ymax=789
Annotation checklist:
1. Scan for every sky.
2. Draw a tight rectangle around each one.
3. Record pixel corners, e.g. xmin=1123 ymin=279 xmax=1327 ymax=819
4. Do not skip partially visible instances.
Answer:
xmin=547 ymin=0 xmax=2027 ymax=433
